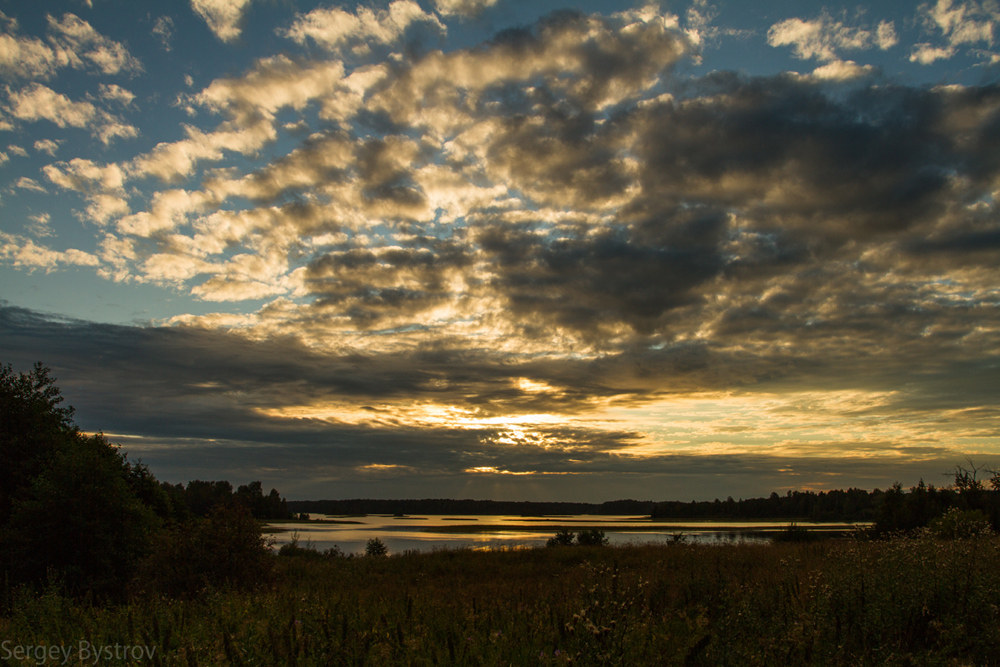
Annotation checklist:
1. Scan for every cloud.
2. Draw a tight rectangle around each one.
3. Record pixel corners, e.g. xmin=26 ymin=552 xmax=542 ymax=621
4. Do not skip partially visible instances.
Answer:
xmin=27 ymin=212 xmax=53 ymax=237
xmin=33 ymin=138 xmax=61 ymax=155
xmin=98 ymin=83 xmax=135 ymax=106
xmin=152 ymin=16 xmax=174 ymax=51
xmin=0 ymin=10 xmax=141 ymax=81
xmin=0 ymin=235 xmax=99 ymax=270
xmin=809 ymin=59 xmax=876 ymax=80
xmin=43 ymin=158 xmax=129 ymax=224
xmin=876 ymin=20 xmax=899 ymax=50
xmin=39 ymin=9 xmax=997 ymax=363
xmin=116 ymin=188 xmax=212 ymax=237
xmin=0 ymin=303 xmax=994 ymax=498
xmin=4 ymin=82 xmax=137 ymax=143
xmin=192 ymin=55 xmax=344 ymax=121
xmin=434 ymin=0 xmax=499 ymax=19
xmin=44 ymin=158 xmax=125 ymax=192
xmin=129 ymin=119 xmax=275 ymax=182
xmin=281 ymin=0 xmax=445 ymax=56
xmin=767 ymin=14 xmax=897 ymax=62
xmin=46 ymin=12 xmax=142 ymax=75
xmin=92 ymin=112 xmax=138 ymax=145
xmin=130 ymin=56 xmax=344 ymax=183
xmin=911 ymin=43 xmax=958 ymax=64
xmin=0 ymin=13 xmax=62 ymax=80
xmin=15 ymin=177 xmax=47 ymax=193
xmin=911 ymin=0 xmax=999 ymax=64
xmin=6 ymin=144 xmax=27 ymax=157
xmin=191 ymin=0 xmax=254 ymax=43
xmin=5 ymin=83 xmax=96 ymax=127
xmin=1 ymin=7 xmax=999 ymax=500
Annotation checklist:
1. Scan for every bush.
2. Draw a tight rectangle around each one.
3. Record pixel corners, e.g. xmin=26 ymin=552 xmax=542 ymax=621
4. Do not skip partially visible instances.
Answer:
xmin=576 ymin=528 xmax=609 ymax=546
xmin=546 ymin=529 xmax=576 ymax=547
xmin=278 ymin=533 xmax=345 ymax=560
xmin=138 ymin=504 xmax=274 ymax=597
xmin=929 ymin=507 xmax=992 ymax=540
xmin=771 ymin=522 xmax=821 ymax=543
xmin=365 ymin=537 xmax=388 ymax=557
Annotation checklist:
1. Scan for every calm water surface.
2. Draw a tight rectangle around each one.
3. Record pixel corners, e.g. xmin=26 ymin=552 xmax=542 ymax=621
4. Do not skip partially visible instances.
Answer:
xmin=266 ymin=515 xmax=864 ymax=555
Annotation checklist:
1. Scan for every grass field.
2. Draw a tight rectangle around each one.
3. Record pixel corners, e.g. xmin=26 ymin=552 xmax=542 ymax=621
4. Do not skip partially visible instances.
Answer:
xmin=3 ymin=532 xmax=999 ymax=666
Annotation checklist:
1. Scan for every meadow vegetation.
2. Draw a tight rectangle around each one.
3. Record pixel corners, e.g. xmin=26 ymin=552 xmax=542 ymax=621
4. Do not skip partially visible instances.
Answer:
xmin=4 ymin=363 xmax=1000 ymax=665
xmin=2 ymin=531 xmax=1000 ymax=666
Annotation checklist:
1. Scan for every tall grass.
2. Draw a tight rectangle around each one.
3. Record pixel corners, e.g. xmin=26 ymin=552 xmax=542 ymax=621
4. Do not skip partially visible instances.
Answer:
xmin=2 ymin=532 xmax=999 ymax=665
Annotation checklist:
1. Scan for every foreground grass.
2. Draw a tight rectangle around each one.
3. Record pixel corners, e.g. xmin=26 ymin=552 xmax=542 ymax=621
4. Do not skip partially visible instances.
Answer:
xmin=3 ymin=534 xmax=999 ymax=666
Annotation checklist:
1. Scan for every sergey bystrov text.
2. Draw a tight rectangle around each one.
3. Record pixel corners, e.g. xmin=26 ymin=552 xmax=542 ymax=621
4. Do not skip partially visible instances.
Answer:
xmin=1 ymin=641 xmax=156 ymax=665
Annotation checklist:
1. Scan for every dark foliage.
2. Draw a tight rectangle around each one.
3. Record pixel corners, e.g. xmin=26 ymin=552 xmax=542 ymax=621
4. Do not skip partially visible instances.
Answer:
xmin=138 ymin=504 xmax=274 ymax=598
xmin=546 ymin=529 xmax=576 ymax=547
xmin=159 ymin=478 xmax=290 ymax=520
xmin=576 ymin=528 xmax=609 ymax=546
xmin=0 ymin=362 xmax=288 ymax=602
xmin=770 ymin=522 xmax=822 ymax=543
xmin=365 ymin=537 xmax=388 ymax=557
xmin=873 ymin=469 xmax=1000 ymax=535
xmin=652 ymin=487 xmax=881 ymax=521
xmin=0 ymin=362 xmax=78 ymax=526
xmin=0 ymin=364 xmax=158 ymax=599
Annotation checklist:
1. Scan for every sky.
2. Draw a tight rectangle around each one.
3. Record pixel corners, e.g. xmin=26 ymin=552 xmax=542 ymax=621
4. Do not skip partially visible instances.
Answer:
xmin=1 ymin=0 xmax=999 ymax=502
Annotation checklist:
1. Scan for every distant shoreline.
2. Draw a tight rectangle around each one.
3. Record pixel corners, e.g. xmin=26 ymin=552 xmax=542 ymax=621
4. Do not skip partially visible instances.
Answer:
xmin=286 ymin=492 xmax=879 ymax=523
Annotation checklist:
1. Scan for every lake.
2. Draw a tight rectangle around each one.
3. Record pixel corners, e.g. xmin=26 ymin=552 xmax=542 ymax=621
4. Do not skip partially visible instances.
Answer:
xmin=265 ymin=514 xmax=865 ymax=555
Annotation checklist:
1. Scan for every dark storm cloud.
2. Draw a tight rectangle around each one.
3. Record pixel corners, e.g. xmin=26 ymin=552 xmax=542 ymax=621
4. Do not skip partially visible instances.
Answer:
xmin=211 ymin=131 xmax=354 ymax=205
xmin=303 ymin=236 xmax=473 ymax=326
xmin=482 ymin=9 xmax=687 ymax=111
xmin=354 ymin=136 xmax=427 ymax=213
xmin=481 ymin=103 xmax=633 ymax=209
xmin=630 ymin=76 xmax=958 ymax=239
xmin=460 ymin=75 xmax=1000 ymax=346
xmin=0 ymin=303 xmax=623 ymax=427
xmin=366 ymin=7 xmax=687 ymax=127
xmin=0 ymin=303 xmax=676 ymax=487
xmin=475 ymin=213 xmax=725 ymax=337
xmin=3 ymin=301 xmax=996 ymax=499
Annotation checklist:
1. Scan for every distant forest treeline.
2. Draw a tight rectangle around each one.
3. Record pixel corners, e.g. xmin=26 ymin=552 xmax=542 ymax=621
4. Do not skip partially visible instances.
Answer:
xmin=287 ymin=498 xmax=657 ymax=516
xmin=652 ymin=489 xmax=879 ymax=521
xmin=160 ymin=479 xmax=292 ymax=521
xmin=648 ymin=475 xmax=1000 ymax=533
xmin=290 ymin=475 xmax=1000 ymax=535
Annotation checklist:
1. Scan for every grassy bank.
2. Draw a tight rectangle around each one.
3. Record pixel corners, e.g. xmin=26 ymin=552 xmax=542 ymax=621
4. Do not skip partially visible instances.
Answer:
xmin=3 ymin=533 xmax=999 ymax=666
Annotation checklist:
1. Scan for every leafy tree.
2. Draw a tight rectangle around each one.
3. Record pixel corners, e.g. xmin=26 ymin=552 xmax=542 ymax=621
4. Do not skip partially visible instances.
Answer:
xmin=1 ymin=362 xmax=292 ymax=600
xmin=546 ymin=529 xmax=576 ymax=547
xmin=365 ymin=537 xmax=388 ymax=557
xmin=576 ymin=528 xmax=609 ymax=546
xmin=0 ymin=363 xmax=157 ymax=598
xmin=236 ymin=480 xmax=265 ymax=516
xmin=235 ymin=481 xmax=290 ymax=519
xmin=4 ymin=434 xmax=157 ymax=598
xmin=184 ymin=479 xmax=235 ymax=516
xmin=126 ymin=459 xmax=175 ymax=521
xmin=0 ymin=363 xmax=78 ymax=525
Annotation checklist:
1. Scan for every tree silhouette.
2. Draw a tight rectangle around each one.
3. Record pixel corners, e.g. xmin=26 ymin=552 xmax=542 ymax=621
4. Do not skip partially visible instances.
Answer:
xmin=0 ymin=363 xmax=157 ymax=598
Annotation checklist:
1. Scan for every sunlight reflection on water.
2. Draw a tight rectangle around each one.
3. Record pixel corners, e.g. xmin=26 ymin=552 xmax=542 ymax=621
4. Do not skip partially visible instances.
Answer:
xmin=266 ymin=514 xmax=861 ymax=555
